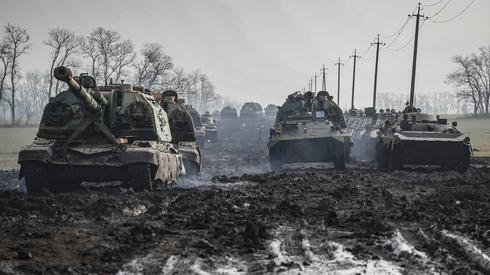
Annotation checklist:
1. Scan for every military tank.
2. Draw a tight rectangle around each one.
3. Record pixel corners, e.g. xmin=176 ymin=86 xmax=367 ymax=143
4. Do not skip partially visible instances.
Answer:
xmin=268 ymin=91 xmax=352 ymax=171
xmin=264 ymin=104 xmax=278 ymax=119
xmin=201 ymin=111 xmax=218 ymax=142
xmin=240 ymin=102 xmax=264 ymax=120
xmin=18 ymin=66 xmax=183 ymax=193
xmin=160 ymin=90 xmax=202 ymax=175
xmin=221 ymin=106 xmax=238 ymax=120
xmin=375 ymin=107 xmax=471 ymax=172
xmin=183 ymin=105 xmax=206 ymax=148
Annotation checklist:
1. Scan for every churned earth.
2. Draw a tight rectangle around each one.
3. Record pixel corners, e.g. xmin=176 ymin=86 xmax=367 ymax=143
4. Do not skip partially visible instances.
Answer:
xmin=0 ymin=124 xmax=489 ymax=275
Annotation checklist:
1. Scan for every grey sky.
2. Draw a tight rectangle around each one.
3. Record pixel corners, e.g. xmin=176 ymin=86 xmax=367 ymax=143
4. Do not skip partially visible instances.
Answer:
xmin=0 ymin=0 xmax=489 ymax=109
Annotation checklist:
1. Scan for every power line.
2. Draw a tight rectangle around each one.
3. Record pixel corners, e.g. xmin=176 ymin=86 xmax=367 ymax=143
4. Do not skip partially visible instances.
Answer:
xmin=430 ymin=0 xmax=476 ymax=23
xmin=388 ymin=20 xmax=426 ymax=52
xmin=422 ymin=0 xmax=446 ymax=7
xmin=381 ymin=17 xmax=410 ymax=39
xmin=427 ymin=0 xmax=453 ymax=19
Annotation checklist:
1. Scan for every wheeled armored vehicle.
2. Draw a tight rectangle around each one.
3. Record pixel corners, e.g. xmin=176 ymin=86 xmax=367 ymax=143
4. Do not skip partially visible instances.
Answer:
xmin=268 ymin=91 xmax=352 ymax=171
xmin=18 ymin=66 xmax=183 ymax=193
xmin=220 ymin=106 xmax=238 ymax=120
xmin=240 ymin=102 xmax=264 ymax=120
xmin=264 ymin=104 xmax=278 ymax=119
xmin=375 ymin=108 xmax=471 ymax=172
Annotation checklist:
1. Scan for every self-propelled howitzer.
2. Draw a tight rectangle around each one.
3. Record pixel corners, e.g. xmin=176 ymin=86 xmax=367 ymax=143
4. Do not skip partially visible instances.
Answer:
xmin=18 ymin=66 xmax=184 ymax=193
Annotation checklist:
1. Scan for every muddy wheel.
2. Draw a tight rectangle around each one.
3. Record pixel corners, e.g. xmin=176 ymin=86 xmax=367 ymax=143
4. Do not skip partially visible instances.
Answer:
xmin=23 ymin=162 xmax=49 ymax=194
xmin=334 ymin=147 xmax=346 ymax=170
xmin=127 ymin=163 xmax=154 ymax=192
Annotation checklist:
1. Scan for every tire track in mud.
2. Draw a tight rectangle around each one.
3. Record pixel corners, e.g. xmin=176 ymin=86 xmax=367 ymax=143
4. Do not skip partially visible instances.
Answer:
xmin=0 ymin=137 xmax=489 ymax=274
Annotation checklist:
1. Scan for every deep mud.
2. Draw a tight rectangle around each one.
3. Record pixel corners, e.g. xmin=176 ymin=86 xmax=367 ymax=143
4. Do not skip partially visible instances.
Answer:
xmin=0 ymin=125 xmax=489 ymax=274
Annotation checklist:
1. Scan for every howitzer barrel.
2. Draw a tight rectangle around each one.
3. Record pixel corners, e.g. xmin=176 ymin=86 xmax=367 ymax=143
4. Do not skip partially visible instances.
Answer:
xmin=53 ymin=66 xmax=106 ymax=112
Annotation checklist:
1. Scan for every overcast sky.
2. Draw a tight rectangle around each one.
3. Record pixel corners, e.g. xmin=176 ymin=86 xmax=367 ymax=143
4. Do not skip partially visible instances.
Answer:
xmin=0 ymin=0 xmax=488 ymax=109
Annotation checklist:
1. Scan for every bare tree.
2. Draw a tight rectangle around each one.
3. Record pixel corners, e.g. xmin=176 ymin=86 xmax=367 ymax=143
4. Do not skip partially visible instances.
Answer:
xmin=110 ymin=39 xmax=136 ymax=83
xmin=84 ymin=27 xmax=135 ymax=84
xmin=44 ymin=28 xmax=82 ymax=97
xmin=82 ymin=37 xmax=101 ymax=80
xmin=447 ymin=45 xmax=490 ymax=116
xmin=16 ymin=70 xmax=47 ymax=125
xmin=135 ymin=42 xmax=173 ymax=89
xmin=0 ymin=41 xmax=11 ymax=105
xmin=1 ymin=24 xmax=31 ymax=124
xmin=166 ymin=67 xmax=189 ymax=94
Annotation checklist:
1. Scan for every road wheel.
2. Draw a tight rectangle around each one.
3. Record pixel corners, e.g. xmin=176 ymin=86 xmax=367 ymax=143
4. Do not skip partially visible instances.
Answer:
xmin=127 ymin=163 xmax=154 ymax=192
xmin=23 ymin=162 xmax=49 ymax=194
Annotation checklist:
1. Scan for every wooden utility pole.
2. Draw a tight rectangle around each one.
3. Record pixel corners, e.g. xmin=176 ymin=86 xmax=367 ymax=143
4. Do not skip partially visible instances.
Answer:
xmin=321 ymin=64 xmax=327 ymax=91
xmin=334 ymin=58 xmax=344 ymax=105
xmin=314 ymin=73 xmax=318 ymax=92
xmin=371 ymin=34 xmax=385 ymax=109
xmin=350 ymin=49 xmax=361 ymax=110
xmin=409 ymin=2 xmax=425 ymax=107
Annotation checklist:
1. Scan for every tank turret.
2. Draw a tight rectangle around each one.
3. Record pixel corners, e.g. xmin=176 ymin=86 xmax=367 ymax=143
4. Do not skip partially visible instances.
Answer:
xmin=53 ymin=66 xmax=107 ymax=112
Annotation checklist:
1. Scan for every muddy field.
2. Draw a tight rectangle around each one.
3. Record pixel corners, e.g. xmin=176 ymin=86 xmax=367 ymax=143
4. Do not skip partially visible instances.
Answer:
xmin=0 ymin=123 xmax=489 ymax=275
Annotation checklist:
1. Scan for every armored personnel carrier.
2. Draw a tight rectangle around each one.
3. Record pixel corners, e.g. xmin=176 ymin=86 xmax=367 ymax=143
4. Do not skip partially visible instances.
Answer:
xmin=160 ymin=90 xmax=202 ymax=175
xmin=264 ymin=104 xmax=278 ymax=119
xmin=201 ymin=111 xmax=218 ymax=142
xmin=268 ymin=91 xmax=352 ymax=171
xmin=183 ymin=105 xmax=206 ymax=148
xmin=375 ymin=108 xmax=471 ymax=172
xmin=18 ymin=66 xmax=183 ymax=193
xmin=221 ymin=106 xmax=238 ymax=120
xmin=240 ymin=102 xmax=264 ymax=119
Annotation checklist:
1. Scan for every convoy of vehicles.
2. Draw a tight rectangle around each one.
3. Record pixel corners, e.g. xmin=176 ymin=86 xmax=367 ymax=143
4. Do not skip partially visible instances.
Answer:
xmin=18 ymin=68 xmax=473 ymax=194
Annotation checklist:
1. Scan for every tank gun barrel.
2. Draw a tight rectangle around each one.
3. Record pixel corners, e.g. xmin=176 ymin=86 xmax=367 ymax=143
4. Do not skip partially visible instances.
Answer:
xmin=53 ymin=66 xmax=107 ymax=112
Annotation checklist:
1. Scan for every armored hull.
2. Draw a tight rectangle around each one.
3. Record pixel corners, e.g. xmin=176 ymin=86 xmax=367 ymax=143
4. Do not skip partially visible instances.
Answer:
xmin=268 ymin=121 xmax=351 ymax=170
xmin=268 ymin=91 xmax=351 ymax=171
xmin=19 ymin=140 xmax=182 ymax=192
xmin=18 ymin=67 xmax=183 ymax=193
xmin=376 ymin=111 xmax=471 ymax=172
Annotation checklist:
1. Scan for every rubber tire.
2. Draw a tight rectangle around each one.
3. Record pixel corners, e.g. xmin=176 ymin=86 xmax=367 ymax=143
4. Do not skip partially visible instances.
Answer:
xmin=23 ymin=162 xmax=49 ymax=194
xmin=127 ymin=163 xmax=154 ymax=192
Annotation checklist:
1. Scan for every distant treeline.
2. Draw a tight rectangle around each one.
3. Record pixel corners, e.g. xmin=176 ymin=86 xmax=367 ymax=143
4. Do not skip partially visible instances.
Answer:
xmin=0 ymin=24 xmax=234 ymax=125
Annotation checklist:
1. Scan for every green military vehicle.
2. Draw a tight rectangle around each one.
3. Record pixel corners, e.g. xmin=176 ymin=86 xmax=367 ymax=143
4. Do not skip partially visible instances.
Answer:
xmin=18 ymin=66 xmax=184 ymax=193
